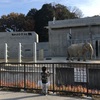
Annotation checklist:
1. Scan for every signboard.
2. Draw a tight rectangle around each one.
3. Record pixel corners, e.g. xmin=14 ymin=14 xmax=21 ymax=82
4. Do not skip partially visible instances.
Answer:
xmin=74 ymin=67 xmax=87 ymax=82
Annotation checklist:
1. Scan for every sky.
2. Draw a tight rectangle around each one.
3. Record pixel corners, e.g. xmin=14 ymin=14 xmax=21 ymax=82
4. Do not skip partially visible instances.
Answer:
xmin=0 ymin=0 xmax=100 ymax=18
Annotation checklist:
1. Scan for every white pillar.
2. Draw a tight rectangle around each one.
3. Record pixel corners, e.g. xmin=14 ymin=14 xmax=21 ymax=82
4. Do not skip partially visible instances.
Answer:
xmin=70 ymin=28 xmax=71 ymax=34
xmin=53 ymin=16 xmax=56 ymax=24
xmin=5 ymin=43 xmax=8 ymax=63
xmin=18 ymin=43 xmax=22 ymax=63
xmin=36 ymin=34 xmax=39 ymax=43
xmin=33 ymin=42 xmax=37 ymax=62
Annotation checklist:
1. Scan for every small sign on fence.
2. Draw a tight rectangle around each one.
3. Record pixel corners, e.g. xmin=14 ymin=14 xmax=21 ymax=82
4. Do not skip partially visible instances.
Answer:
xmin=74 ymin=67 xmax=87 ymax=82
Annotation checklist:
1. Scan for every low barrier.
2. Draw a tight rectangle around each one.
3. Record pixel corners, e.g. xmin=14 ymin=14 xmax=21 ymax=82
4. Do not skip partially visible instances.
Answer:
xmin=0 ymin=62 xmax=100 ymax=96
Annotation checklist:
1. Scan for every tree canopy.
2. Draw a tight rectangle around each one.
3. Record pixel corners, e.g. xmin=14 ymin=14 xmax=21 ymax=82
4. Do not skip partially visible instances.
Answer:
xmin=0 ymin=12 xmax=34 ymax=32
xmin=0 ymin=3 xmax=83 ymax=42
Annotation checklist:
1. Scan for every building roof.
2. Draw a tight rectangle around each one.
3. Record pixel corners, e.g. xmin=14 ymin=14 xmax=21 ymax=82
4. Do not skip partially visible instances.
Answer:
xmin=48 ymin=16 xmax=100 ymax=29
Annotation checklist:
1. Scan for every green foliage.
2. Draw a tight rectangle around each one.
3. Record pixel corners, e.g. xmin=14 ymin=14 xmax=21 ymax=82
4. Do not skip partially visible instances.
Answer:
xmin=54 ymin=4 xmax=70 ymax=19
xmin=26 ymin=8 xmax=37 ymax=20
xmin=34 ymin=4 xmax=54 ymax=42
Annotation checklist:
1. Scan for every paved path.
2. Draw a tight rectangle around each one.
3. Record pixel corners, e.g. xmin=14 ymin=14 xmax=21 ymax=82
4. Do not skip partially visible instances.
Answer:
xmin=0 ymin=91 xmax=92 ymax=100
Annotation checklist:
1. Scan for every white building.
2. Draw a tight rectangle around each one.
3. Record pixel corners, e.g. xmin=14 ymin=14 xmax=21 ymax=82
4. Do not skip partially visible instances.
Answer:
xmin=0 ymin=31 xmax=38 ymax=59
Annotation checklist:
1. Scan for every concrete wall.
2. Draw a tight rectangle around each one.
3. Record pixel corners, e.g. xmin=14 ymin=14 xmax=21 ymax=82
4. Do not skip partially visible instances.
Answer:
xmin=49 ymin=29 xmax=68 ymax=57
xmin=48 ymin=16 xmax=100 ymax=58
xmin=0 ymin=32 xmax=38 ymax=58
xmin=37 ymin=42 xmax=49 ymax=60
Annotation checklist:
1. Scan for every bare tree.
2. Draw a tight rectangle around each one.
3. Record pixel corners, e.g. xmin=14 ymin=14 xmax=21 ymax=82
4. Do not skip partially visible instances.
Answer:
xmin=68 ymin=6 xmax=83 ymax=18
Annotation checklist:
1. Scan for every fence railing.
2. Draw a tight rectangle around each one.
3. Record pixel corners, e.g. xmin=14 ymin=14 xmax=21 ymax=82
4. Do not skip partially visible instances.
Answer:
xmin=0 ymin=62 xmax=100 ymax=96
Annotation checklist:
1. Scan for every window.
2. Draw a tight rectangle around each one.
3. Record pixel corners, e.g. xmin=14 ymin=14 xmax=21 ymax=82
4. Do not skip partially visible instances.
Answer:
xmin=25 ymin=49 xmax=31 ymax=51
xmin=28 ymin=33 xmax=32 ymax=35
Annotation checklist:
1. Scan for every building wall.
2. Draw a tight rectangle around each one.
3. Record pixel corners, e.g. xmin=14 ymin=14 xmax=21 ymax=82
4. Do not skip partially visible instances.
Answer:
xmin=0 ymin=32 xmax=38 ymax=58
xmin=37 ymin=42 xmax=49 ymax=59
xmin=48 ymin=16 xmax=100 ymax=58
xmin=49 ymin=29 xmax=68 ymax=57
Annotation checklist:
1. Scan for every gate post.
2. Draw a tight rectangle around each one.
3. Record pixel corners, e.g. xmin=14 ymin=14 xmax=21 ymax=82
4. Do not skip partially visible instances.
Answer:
xmin=24 ymin=63 xmax=26 ymax=91
xmin=52 ymin=63 xmax=55 ymax=93
xmin=86 ymin=64 xmax=89 ymax=96
xmin=0 ymin=63 xmax=1 ymax=86
xmin=33 ymin=42 xmax=37 ymax=62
